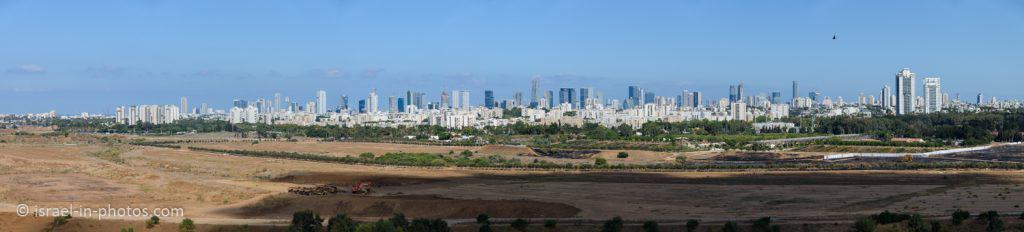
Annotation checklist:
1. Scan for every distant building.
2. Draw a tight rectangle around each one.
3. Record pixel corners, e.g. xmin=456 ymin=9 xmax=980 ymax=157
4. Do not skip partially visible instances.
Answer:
xmin=895 ymin=68 xmax=916 ymax=115
xmin=923 ymin=77 xmax=941 ymax=113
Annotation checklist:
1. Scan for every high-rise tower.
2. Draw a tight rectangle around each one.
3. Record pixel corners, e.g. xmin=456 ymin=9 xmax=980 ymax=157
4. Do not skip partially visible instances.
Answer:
xmin=895 ymin=68 xmax=916 ymax=115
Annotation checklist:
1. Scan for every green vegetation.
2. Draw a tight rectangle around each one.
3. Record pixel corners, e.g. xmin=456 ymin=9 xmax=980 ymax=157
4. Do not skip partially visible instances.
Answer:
xmin=544 ymin=219 xmax=557 ymax=230
xmin=952 ymin=209 xmax=971 ymax=225
xmin=510 ymin=218 xmax=529 ymax=231
xmin=288 ymin=210 xmax=323 ymax=232
xmin=43 ymin=215 xmax=72 ymax=232
xmin=616 ymin=151 xmax=629 ymax=158
xmin=178 ymin=218 xmax=196 ymax=232
xmin=328 ymin=214 xmax=358 ymax=232
xmin=641 ymin=221 xmax=659 ymax=232
xmin=146 ymin=216 xmax=160 ymax=229
xmin=751 ymin=217 xmax=779 ymax=232
xmin=685 ymin=219 xmax=700 ymax=232
xmin=721 ymin=221 xmax=738 ymax=232
xmin=601 ymin=216 xmax=623 ymax=232
xmin=852 ymin=218 xmax=875 ymax=232
xmin=796 ymin=111 xmax=1024 ymax=145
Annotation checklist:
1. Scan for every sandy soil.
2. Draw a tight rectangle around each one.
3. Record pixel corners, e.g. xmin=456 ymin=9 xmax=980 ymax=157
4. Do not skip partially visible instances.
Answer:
xmin=3 ymin=136 xmax=1024 ymax=231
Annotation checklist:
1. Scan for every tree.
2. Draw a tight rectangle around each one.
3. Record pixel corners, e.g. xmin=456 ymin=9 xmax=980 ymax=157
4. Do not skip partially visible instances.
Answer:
xmin=179 ymin=218 xmax=196 ymax=232
xmin=390 ymin=213 xmax=409 ymax=230
xmin=146 ymin=216 xmax=160 ymax=229
xmin=476 ymin=214 xmax=490 ymax=224
xmin=721 ymin=221 xmax=738 ymax=232
xmin=478 ymin=224 xmax=492 ymax=232
xmin=675 ymin=156 xmax=687 ymax=164
xmin=907 ymin=214 xmax=930 ymax=232
xmin=355 ymin=220 xmax=398 ymax=232
xmin=752 ymin=217 xmax=779 ymax=232
xmin=852 ymin=218 xmax=875 ymax=232
xmin=642 ymin=221 xmax=659 ymax=232
xmin=601 ymin=216 xmax=623 ymax=232
xmin=685 ymin=219 xmax=700 ymax=232
xmin=952 ymin=209 xmax=971 ymax=225
xmin=544 ymin=219 xmax=557 ymax=230
xmin=979 ymin=211 xmax=1003 ymax=232
xmin=511 ymin=218 xmax=529 ymax=231
xmin=328 ymin=214 xmax=358 ymax=232
xmin=616 ymin=151 xmax=629 ymax=159
xmin=288 ymin=210 xmax=324 ymax=232
xmin=595 ymin=157 xmax=608 ymax=166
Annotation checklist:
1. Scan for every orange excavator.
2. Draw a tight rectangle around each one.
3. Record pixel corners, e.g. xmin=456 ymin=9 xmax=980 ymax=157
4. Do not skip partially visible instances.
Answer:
xmin=351 ymin=181 xmax=372 ymax=194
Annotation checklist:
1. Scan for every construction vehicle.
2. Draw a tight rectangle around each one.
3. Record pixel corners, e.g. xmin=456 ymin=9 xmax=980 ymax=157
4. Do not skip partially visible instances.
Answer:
xmin=351 ymin=181 xmax=372 ymax=194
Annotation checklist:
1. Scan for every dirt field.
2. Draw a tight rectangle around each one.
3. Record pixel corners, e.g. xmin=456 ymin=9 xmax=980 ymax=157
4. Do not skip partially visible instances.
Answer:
xmin=3 ymin=135 xmax=1024 ymax=231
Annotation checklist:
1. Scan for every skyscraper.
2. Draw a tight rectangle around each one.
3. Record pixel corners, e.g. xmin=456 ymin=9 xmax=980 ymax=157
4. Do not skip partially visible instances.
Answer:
xmin=316 ymin=90 xmax=327 ymax=114
xmin=729 ymin=85 xmax=737 ymax=102
xmin=579 ymin=87 xmax=593 ymax=109
xmin=484 ymin=90 xmax=495 ymax=109
xmin=881 ymin=85 xmax=893 ymax=109
xmin=736 ymin=83 xmax=745 ymax=102
xmin=770 ymin=92 xmax=782 ymax=104
xmin=274 ymin=93 xmax=281 ymax=112
xmin=923 ymin=77 xmax=941 ymax=113
xmin=440 ymin=91 xmax=450 ymax=109
xmin=559 ymin=88 xmax=576 ymax=108
xmin=388 ymin=96 xmax=397 ymax=113
xmin=693 ymin=91 xmax=703 ymax=107
xmin=397 ymin=98 xmax=406 ymax=113
xmin=339 ymin=95 xmax=349 ymax=111
xmin=791 ymin=81 xmax=799 ymax=103
xmin=895 ymin=68 xmax=916 ymax=115
xmin=513 ymin=91 xmax=523 ymax=107
xmin=180 ymin=97 xmax=188 ymax=115
xmin=530 ymin=76 xmax=540 ymax=107
xmin=367 ymin=89 xmax=378 ymax=113
xmin=545 ymin=90 xmax=554 ymax=109
xmin=977 ymin=93 xmax=984 ymax=105
xmin=627 ymin=86 xmax=642 ymax=108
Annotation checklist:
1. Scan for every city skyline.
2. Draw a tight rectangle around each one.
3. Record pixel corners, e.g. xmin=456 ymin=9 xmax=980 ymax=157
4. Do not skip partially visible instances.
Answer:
xmin=3 ymin=0 xmax=1024 ymax=113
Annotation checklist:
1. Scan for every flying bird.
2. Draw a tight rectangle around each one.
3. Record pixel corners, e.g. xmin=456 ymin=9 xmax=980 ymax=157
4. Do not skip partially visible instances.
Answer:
xmin=832 ymin=34 xmax=837 ymax=40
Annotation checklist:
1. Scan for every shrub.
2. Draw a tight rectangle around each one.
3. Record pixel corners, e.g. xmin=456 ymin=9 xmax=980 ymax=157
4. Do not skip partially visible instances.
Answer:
xmin=359 ymin=152 xmax=375 ymax=159
xmin=675 ymin=156 xmax=687 ymax=164
xmin=852 ymin=218 xmax=875 ymax=232
xmin=601 ymin=216 xmax=623 ymax=232
xmin=409 ymin=218 xmax=449 ymax=232
xmin=179 ymin=218 xmax=196 ymax=232
xmin=390 ymin=213 xmax=409 ymax=230
xmin=479 ymin=224 xmax=492 ymax=232
xmin=595 ymin=157 xmax=608 ymax=166
xmin=685 ymin=219 xmax=700 ymax=232
xmin=476 ymin=214 xmax=490 ymax=224
xmin=721 ymin=221 xmax=738 ymax=232
xmin=616 ymin=152 xmax=629 ymax=158
xmin=752 ymin=217 xmax=778 ymax=232
xmin=146 ymin=216 xmax=160 ymax=229
xmin=120 ymin=228 xmax=135 ymax=232
xmin=907 ymin=214 xmax=930 ymax=232
xmin=952 ymin=209 xmax=971 ymax=225
xmin=288 ymin=210 xmax=324 ymax=232
xmin=871 ymin=210 xmax=911 ymax=224
xmin=355 ymin=220 xmax=398 ymax=232
xmin=544 ymin=219 xmax=557 ymax=229
xmin=511 ymin=219 xmax=529 ymax=231
xmin=328 ymin=214 xmax=357 ymax=232
xmin=642 ymin=221 xmax=659 ymax=232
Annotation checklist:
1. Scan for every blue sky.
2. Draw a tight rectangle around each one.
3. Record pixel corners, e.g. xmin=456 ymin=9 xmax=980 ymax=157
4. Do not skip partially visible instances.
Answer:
xmin=1 ymin=0 xmax=1022 ymax=114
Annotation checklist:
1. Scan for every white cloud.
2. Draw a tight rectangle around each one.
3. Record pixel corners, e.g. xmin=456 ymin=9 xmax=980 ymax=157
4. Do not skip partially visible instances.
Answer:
xmin=5 ymin=64 xmax=46 ymax=75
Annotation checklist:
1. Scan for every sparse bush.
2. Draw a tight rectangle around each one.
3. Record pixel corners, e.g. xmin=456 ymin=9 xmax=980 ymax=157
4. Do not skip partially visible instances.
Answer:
xmin=120 ymin=228 xmax=135 ymax=232
xmin=616 ymin=152 xmax=629 ymax=158
xmin=872 ymin=210 xmax=911 ymax=224
xmin=288 ymin=210 xmax=324 ymax=232
xmin=642 ymin=221 xmax=659 ymax=232
xmin=544 ymin=219 xmax=557 ymax=229
xmin=595 ymin=157 xmax=608 ymax=166
xmin=852 ymin=218 xmax=875 ymax=232
xmin=675 ymin=156 xmax=687 ymax=164
xmin=721 ymin=221 xmax=738 ymax=232
xmin=479 ymin=223 xmax=492 ymax=232
xmin=685 ymin=219 xmax=700 ymax=232
xmin=327 ymin=214 xmax=357 ymax=232
xmin=752 ymin=217 xmax=779 ymax=232
xmin=356 ymin=220 xmax=398 ymax=232
xmin=359 ymin=152 xmax=375 ymax=159
xmin=390 ymin=213 xmax=409 ymax=230
xmin=601 ymin=216 xmax=623 ymax=232
xmin=952 ymin=209 xmax=971 ymax=225
xmin=511 ymin=218 xmax=529 ymax=231
xmin=146 ymin=216 xmax=160 ymax=229
xmin=179 ymin=218 xmax=196 ymax=232
xmin=907 ymin=214 xmax=930 ymax=232
xmin=476 ymin=214 xmax=490 ymax=224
